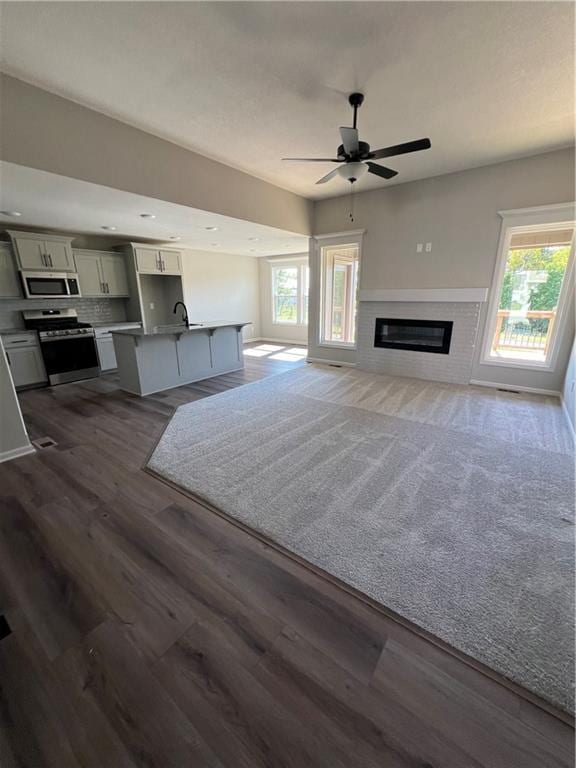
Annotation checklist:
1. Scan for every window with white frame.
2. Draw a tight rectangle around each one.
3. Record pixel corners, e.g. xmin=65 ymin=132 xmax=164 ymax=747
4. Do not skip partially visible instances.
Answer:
xmin=271 ymin=262 xmax=309 ymax=325
xmin=319 ymin=241 xmax=360 ymax=346
xmin=482 ymin=208 xmax=574 ymax=369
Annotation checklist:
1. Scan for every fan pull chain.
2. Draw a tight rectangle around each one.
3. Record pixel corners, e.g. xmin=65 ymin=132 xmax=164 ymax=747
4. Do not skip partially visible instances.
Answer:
xmin=349 ymin=182 xmax=355 ymax=223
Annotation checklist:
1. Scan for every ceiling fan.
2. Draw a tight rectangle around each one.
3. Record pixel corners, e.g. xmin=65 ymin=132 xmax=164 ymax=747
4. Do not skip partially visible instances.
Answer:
xmin=282 ymin=92 xmax=431 ymax=185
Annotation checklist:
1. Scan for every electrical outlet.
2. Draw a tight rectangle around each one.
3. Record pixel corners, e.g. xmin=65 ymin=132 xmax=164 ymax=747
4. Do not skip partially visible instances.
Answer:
xmin=416 ymin=243 xmax=423 ymax=253
xmin=149 ymin=302 xmax=155 ymax=310
xmin=425 ymin=242 xmax=432 ymax=252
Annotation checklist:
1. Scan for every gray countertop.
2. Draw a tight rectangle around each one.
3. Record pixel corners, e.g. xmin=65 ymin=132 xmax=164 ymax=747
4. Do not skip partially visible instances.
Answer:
xmin=111 ymin=321 xmax=251 ymax=337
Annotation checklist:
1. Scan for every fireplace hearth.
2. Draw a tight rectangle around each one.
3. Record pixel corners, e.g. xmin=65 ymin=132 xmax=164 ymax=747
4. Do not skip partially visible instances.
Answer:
xmin=374 ymin=318 xmax=453 ymax=354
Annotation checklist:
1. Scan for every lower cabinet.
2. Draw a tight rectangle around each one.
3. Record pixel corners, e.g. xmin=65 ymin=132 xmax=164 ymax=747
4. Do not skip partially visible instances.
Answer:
xmin=96 ymin=336 xmax=117 ymax=372
xmin=3 ymin=335 xmax=47 ymax=388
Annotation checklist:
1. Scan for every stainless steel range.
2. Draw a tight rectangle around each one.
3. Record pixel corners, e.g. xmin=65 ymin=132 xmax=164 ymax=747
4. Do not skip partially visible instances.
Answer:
xmin=23 ymin=309 xmax=100 ymax=385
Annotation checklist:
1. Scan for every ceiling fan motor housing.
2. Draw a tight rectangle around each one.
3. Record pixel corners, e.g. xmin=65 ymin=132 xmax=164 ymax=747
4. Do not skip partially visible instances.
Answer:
xmin=337 ymin=140 xmax=371 ymax=160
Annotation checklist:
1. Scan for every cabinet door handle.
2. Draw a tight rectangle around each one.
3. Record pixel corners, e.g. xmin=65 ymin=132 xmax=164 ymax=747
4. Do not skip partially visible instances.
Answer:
xmin=41 ymin=253 xmax=46 ymax=266
xmin=106 ymin=282 xmax=110 ymax=294
xmin=162 ymin=259 xmax=165 ymax=272
xmin=46 ymin=253 xmax=53 ymax=268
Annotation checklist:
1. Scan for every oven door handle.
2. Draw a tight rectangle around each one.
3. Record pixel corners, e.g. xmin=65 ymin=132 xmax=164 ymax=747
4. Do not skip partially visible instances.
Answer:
xmin=40 ymin=335 xmax=95 ymax=343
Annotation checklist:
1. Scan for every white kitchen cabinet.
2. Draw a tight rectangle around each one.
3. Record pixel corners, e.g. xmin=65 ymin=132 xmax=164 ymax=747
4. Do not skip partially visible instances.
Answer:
xmin=100 ymin=254 xmax=129 ymax=296
xmin=135 ymin=247 xmax=182 ymax=275
xmin=2 ymin=333 xmax=47 ymax=388
xmin=158 ymin=249 xmax=182 ymax=275
xmin=0 ymin=243 xmax=22 ymax=298
xmin=96 ymin=337 xmax=117 ymax=371
xmin=75 ymin=250 xmax=129 ymax=297
xmin=75 ymin=252 xmax=102 ymax=295
xmin=8 ymin=231 xmax=75 ymax=272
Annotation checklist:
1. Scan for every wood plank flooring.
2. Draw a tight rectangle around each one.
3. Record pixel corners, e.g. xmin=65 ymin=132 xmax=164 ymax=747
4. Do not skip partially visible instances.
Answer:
xmin=0 ymin=342 xmax=573 ymax=767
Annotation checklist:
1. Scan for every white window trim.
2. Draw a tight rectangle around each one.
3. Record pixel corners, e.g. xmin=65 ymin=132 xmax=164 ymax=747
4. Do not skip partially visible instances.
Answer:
xmin=270 ymin=260 xmax=309 ymax=326
xmin=480 ymin=203 xmax=575 ymax=371
xmin=315 ymin=232 xmax=363 ymax=350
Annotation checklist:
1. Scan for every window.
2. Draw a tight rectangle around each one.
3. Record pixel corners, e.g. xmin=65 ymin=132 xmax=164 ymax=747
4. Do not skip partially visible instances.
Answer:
xmin=271 ymin=262 xmax=309 ymax=325
xmin=483 ymin=216 xmax=574 ymax=368
xmin=320 ymin=243 xmax=360 ymax=346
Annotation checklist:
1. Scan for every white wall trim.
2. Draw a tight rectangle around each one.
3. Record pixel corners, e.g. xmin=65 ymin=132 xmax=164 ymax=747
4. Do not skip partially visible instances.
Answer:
xmin=561 ymin=396 xmax=575 ymax=442
xmin=313 ymin=229 xmax=366 ymax=241
xmin=306 ymin=356 xmax=356 ymax=368
xmin=470 ymin=379 xmax=561 ymax=397
xmin=498 ymin=202 xmax=576 ymax=220
xmin=0 ymin=444 xmax=35 ymax=465
xmin=265 ymin=253 xmax=308 ymax=264
xmin=359 ymin=288 xmax=488 ymax=303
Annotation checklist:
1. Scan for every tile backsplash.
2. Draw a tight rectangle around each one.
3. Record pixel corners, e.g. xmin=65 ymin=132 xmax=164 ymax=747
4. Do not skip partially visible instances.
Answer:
xmin=0 ymin=297 xmax=129 ymax=330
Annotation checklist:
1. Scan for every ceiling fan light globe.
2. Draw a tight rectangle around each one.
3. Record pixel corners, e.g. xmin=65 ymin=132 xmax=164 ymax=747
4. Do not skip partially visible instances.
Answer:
xmin=338 ymin=162 xmax=367 ymax=182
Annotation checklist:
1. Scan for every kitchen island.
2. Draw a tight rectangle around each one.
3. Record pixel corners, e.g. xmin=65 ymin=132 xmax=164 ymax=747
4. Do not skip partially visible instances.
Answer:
xmin=111 ymin=321 xmax=251 ymax=396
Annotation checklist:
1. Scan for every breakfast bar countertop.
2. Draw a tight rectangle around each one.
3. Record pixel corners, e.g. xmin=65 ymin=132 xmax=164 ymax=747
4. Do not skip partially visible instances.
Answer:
xmin=111 ymin=320 xmax=251 ymax=337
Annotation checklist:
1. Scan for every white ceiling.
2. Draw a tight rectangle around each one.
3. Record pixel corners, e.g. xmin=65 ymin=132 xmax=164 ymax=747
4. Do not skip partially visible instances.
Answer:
xmin=0 ymin=162 xmax=309 ymax=256
xmin=0 ymin=2 xmax=574 ymax=200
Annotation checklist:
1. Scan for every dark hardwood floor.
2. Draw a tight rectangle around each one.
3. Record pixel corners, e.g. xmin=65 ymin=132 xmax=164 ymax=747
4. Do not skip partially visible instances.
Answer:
xmin=0 ymin=342 xmax=573 ymax=767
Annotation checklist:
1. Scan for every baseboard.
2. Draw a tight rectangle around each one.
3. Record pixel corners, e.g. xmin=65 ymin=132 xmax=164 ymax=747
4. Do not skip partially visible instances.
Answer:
xmin=246 ymin=337 xmax=308 ymax=346
xmin=307 ymin=356 xmax=356 ymax=368
xmin=0 ymin=444 xmax=35 ymax=464
xmin=469 ymin=379 xmax=561 ymax=397
xmin=561 ymin=396 xmax=576 ymax=442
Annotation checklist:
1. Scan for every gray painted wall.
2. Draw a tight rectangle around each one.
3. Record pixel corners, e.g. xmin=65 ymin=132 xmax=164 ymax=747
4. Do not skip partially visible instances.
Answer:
xmin=0 ymin=75 xmax=312 ymax=236
xmin=180 ymin=249 xmax=261 ymax=341
xmin=311 ymin=148 xmax=575 ymax=388
xmin=0 ymin=336 xmax=33 ymax=462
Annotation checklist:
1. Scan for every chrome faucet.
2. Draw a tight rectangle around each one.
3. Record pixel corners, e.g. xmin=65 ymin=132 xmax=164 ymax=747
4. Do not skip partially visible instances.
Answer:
xmin=173 ymin=301 xmax=189 ymax=328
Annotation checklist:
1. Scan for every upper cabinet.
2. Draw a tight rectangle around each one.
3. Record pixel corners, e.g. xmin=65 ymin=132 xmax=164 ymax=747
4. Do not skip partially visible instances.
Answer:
xmin=75 ymin=250 xmax=129 ymax=297
xmin=7 ymin=231 xmax=76 ymax=272
xmin=134 ymin=246 xmax=182 ymax=275
xmin=0 ymin=243 xmax=22 ymax=298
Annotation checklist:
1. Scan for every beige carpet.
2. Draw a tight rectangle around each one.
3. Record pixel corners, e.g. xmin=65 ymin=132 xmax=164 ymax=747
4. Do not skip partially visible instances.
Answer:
xmin=148 ymin=365 xmax=575 ymax=713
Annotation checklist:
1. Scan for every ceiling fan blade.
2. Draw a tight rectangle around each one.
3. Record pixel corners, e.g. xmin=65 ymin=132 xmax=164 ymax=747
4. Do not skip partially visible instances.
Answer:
xmin=282 ymin=157 xmax=341 ymax=162
xmin=340 ymin=127 xmax=359 ymax=156
xmin=366 ymin=162 xmax=398 ymax=180
xmin=370 ymin=138 xmax=431 ymax=160
xmin=316 ymin=168 xmax=341 ymax=185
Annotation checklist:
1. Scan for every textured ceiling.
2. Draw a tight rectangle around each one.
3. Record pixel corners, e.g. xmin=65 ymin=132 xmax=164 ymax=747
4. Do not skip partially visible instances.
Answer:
xmin=0 ymin=2 xmax=574 ymax=200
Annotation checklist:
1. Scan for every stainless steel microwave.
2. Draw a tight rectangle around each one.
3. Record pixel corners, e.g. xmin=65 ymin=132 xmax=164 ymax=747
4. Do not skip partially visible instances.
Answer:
xmin=21 ymin=271 xmax=81 ymax=300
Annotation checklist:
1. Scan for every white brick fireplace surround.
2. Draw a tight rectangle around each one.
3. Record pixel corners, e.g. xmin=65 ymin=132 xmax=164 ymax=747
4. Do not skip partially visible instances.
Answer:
xmin=357 ymin=289 xmax=488 ymax=385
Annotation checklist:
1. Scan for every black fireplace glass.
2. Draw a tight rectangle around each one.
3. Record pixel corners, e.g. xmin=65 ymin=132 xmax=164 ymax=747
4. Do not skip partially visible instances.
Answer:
xmin=374 ymin=318 xmax=453 ymax=354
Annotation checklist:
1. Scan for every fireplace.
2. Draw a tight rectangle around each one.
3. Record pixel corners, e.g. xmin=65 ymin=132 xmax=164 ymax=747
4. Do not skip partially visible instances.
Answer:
xmin=374 ymin=318 xmax=453 ymax=354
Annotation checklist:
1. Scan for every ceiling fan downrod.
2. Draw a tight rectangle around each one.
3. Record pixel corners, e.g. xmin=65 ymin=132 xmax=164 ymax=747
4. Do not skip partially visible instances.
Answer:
xmin=349 ymin=92 xmax=364 ymax=130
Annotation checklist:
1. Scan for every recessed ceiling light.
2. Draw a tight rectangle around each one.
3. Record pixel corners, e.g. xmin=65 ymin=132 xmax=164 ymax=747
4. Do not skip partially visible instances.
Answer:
xmin=248 ymin=237 xmax=259 ymax=241
xmin=205 ymin=226 xmax=219 ymax=231
xmin=101 ymin=225 xmax=117 ymax=231
xmin=0 ymin=210 xmax=22 ymax=217
xmin=169 ymin=236 xmax=181 ymax=241
xmin=140 ymin=213 xmax=156 ymax=219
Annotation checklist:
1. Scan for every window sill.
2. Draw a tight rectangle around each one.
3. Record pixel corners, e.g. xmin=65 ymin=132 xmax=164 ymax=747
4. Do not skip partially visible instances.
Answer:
xmin=480 ymin=357 xmax=554 ymax=372
xmin=317 ymin=341 xmax=357 ymax=350
xmin=272 ymin=321 xmax=307 ymax=327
